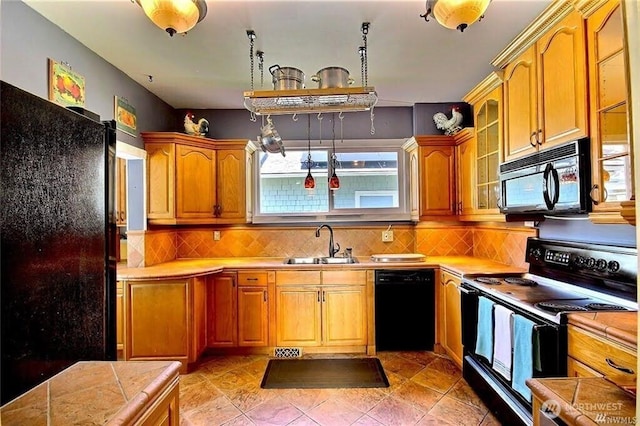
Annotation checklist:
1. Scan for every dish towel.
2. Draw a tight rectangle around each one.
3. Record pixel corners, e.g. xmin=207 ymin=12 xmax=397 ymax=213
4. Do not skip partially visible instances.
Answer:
xmin=492 ymin=304 xmax=513 ymax=381
xmin=475 ymin=296 xmax=494 ymax=362
xmin=512 ymin=314 xmax=536 ymax=402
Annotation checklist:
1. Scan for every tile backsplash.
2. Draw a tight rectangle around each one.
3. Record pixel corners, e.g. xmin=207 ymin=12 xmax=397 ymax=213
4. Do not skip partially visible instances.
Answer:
xmin=127 ymin=223 xmax=535 ymax=268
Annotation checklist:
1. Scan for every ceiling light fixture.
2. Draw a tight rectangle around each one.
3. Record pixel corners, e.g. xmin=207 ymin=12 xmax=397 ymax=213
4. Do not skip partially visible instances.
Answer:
xmin=420 ymin=0 xmax=490 ymax=32
xmin=137 ymin=0 xmax=207 ymax=37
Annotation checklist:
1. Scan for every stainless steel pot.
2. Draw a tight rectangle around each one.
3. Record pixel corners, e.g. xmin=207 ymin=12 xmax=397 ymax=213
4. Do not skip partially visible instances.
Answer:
xmin=269 ymin=65 xmax=305 ymax=90
xmin=258 ymin=117 xmax=286 ymax=156
xmin=311 ymin=67 xmax=354 ymax=89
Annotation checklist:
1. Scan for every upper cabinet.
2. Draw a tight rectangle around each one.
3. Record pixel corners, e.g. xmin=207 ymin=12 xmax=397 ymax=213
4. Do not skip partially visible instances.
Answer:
xmin=143 ymin=132 xmax=257 ymax=225
xmin=115 ymin=157 xmax=127 ymax=226
xmin=581 ymin=0 xmax=633 ymax=224
xmin=460 ymin=72 xmax=505 ymax=221
xmin=498 ymin=3 xmax=588 ymax=161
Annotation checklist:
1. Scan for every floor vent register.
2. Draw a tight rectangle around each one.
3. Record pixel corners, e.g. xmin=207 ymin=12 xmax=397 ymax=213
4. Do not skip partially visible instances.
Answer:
xmin=273 ymin=347 xmax=303 ymax=358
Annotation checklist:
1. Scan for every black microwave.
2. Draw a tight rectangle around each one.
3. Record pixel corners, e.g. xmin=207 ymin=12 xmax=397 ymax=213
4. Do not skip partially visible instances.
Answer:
xmin=499 ymin=138 xmax=591 ymax=215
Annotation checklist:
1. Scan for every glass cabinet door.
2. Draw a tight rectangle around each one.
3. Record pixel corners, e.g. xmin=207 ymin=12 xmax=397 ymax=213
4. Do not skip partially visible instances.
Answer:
xmin=476 ymin=99 xmax=500 ymax=211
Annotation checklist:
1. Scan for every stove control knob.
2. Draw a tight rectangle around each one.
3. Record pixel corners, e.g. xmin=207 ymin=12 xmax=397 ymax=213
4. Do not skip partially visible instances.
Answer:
xmin=586 ymin=257 xmax=596 ymax=268
xmin=608 ymin=260 xmax=620 ymax=273
xmin=596 ymin=258 xmax=607 ymax=272
xmin=574 ymin=256 xmax=587 ymax=267
xmin=530 ymin=248 xmax=543 ymax=261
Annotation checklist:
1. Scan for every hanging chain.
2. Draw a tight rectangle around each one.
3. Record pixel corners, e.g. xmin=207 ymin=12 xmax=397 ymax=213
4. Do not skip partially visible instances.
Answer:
xmin=256 ymin=50 xmax=264 ymax=89
xmin=339 ymin=112 xmax=344 ymax=143
xmin=361 ymin=22 xmax=369 ymax=87
xmin=247 ymin=30 xmax=256 ymax=91
xmin=370 ymin=106 xmax=376 ymax=135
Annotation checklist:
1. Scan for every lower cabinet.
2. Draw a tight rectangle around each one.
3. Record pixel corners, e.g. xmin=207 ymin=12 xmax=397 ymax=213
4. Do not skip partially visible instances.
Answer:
xmin=275 ymin=270 xmax=367 ymax=349
xmin=123 ymin=277 xmax=207 ymax=372
xmin=206 ymin=270 xmax=271 ymax=349
xmin=116 ymin=280 xmax=124 ymax=359
xmin=567 ymin=324 xmax=636 ymax=387
xmin=439 ymin=270 xmax=463 ymax=368
xmin=136 ymin=376 xmax=180 ymax=426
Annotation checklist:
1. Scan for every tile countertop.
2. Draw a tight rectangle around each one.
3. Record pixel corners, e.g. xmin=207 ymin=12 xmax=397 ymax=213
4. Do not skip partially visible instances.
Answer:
xmin=567 ymin=312 xmax=638 ymax=348
xmin=526 ymin=377 xmax=636 ymax=426
xmin=0 ymin=360 xmax=181 ymax=425
xmin=116 ymin=255 xmax=527 ymax=281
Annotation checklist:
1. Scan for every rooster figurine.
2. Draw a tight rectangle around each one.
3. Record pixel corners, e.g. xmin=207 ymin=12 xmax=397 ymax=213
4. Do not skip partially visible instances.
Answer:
xmin=184 ymin=112 xmax=210 ymax=137
xmin=433 ymin=106 xmax=463 ymax=136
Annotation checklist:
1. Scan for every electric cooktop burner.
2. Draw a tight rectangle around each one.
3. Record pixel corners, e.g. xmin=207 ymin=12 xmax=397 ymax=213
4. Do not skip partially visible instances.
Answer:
xmin=534 ymin=302 xmax=589 ymax=313
xmin=584 ymin=303 xmax=629 ymax=311
xmin=504 ymin=277 xmax=538 ymax=286
xmin=476 ymin=277 xmax=502 ymax=285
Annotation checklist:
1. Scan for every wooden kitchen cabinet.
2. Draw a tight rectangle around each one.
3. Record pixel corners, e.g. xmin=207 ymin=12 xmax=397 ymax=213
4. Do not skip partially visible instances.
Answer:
xmin=440 ymin=270 xmax=463 ymax=368
xmin=116 ymin=280 xmax=124 ymax=359
xmin=275 ymin=270 xmax=367 ymax=349
xmin=116 ymin=157 xmax=127 ymax=226
xmin=207 ymin=273 xmax=238 ymax=348
xmin=582 ymin=0 xmax=633 ymax=224
xmin=143 ymin=132 xmax=256 ymax=225
xmin=417 ymin=136 xmax=456 ymax=219
xmin=123 ymin=277 xmax=206 ymax=372
xmin=500 ymin=5 xmax=588 ymax=161
xmin=567 ymin=324 xmax=636 ymax=387
xmin=461 ymin=71 xmax=504 ymax=220
xmin=237 ymin=271 xmax=270 ymax=347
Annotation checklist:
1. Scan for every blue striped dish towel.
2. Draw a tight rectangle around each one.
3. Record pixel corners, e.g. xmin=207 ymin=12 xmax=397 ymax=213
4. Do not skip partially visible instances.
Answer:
xmin=474 ymin=296 xmax=494 ymax=362
xmin=512 ymin=314 xmax=536 ymax=402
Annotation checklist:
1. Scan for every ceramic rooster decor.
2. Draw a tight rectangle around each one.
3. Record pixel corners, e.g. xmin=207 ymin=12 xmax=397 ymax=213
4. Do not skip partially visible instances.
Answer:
xmin=184 ymin=112 xmax=210 ymax=137
xmin=433 ymin=106 xmax=463 ymax=136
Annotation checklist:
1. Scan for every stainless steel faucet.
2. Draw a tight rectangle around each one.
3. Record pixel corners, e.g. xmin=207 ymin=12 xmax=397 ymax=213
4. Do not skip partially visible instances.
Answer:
xmin=315 ymin=224 xmax=340 ymax=258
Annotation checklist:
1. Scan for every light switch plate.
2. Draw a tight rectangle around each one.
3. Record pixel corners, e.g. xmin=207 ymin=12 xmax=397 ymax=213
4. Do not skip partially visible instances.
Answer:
xmin=382 ymin=230 xmax=394 ymax=242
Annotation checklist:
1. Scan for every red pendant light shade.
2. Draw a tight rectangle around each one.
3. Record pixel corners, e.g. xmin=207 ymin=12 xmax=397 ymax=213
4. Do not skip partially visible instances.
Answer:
xmin=329 ymin=172 xmax=340 ymax=190
xmin=304 ymin=169 xmax=315 ymax=189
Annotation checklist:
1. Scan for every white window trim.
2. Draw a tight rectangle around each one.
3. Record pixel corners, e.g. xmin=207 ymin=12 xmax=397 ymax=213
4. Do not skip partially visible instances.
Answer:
xmin=354 ymin=190 xmax=399 ymax=208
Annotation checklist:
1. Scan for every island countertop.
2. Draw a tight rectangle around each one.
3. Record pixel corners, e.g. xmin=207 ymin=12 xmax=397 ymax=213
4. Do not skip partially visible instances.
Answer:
xmin=0 ymin=360 xmax=181 ymax=425
xmin=116 ymin=255 xmax=526 ymax=281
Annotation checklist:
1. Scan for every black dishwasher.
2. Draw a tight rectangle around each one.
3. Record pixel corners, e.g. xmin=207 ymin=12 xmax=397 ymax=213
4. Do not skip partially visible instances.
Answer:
xmin=374 ymin=269 xmax=435 ymax=351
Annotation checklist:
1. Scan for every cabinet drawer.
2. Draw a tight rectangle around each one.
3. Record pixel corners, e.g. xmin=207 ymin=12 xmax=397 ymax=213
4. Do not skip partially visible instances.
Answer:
xmin=567 ymin=325 xmax=636 ymax=386
xmin=322 ymin=270 xmax=366 ymax=285
xmin=276 ymin=270 xmax=321 ymax=285
xmin=237 ymin=271 xmax=268 ymax=287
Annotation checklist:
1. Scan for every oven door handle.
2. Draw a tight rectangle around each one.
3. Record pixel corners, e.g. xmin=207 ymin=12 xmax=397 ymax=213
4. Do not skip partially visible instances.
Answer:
xmin=606 ymin=358 xmax=635 ymax=375
xmin=459 ymin=286 xmax=479 ymax=295
xmin=542 ymin=162 xmax=560 ymax=210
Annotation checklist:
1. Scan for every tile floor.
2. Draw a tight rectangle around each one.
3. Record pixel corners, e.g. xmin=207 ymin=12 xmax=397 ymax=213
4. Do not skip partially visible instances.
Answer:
xmin=179 ymin=351 xmax=503 ymax=425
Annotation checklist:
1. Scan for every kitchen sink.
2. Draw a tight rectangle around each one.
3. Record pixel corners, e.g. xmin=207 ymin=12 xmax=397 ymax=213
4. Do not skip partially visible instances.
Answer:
xmin=283 ymin=257 xmax=358 ymax=264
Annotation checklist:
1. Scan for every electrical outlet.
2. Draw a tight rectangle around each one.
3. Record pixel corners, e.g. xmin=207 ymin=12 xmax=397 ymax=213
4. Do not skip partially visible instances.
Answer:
xmin=381 ymin=230 xmax=394 ymax=242
xmin=213 ymin=231 xmax=221 ymax=241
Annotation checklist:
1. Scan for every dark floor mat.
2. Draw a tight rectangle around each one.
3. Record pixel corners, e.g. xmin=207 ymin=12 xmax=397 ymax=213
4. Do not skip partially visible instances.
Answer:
xmin=260 ymin=357 xmax=389 ymax=389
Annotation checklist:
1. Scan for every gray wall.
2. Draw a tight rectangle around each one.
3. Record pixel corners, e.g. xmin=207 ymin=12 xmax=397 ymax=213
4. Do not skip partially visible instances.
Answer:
xmin=0 ymin=0 xmax=175 ymax=150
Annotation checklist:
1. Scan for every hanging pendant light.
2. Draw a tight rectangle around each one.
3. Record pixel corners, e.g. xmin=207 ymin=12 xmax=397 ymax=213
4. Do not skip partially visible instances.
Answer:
xmin=304 ymin=114 xmax=315 ymax=190
xmin=137 ymin=0 xmax=207 ymax=37
xmin=420 ymin=0 xmax=490 ymax=32
xmin=329 ymin=113 xmax=340 ymax=191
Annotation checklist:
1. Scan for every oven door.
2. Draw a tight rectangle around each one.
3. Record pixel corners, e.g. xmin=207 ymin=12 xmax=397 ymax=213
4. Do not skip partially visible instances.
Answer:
xmin=460 ymin=283 xmax=567 ymax=426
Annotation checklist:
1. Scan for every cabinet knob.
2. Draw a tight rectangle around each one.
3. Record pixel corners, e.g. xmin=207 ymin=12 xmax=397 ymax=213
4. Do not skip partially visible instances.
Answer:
xmin=589 ymin=185 xmax=600 ymax=205
xmin=529 ymin=131 xmax=538 ymax=147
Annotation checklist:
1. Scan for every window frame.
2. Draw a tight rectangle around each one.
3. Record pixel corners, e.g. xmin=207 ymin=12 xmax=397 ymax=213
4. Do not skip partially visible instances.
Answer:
xmin=252 ymin=139 xmax=410 ymax=224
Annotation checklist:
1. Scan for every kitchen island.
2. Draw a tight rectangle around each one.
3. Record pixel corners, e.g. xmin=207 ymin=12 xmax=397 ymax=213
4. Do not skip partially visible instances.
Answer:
xmin=0 ymin=360 xmax=181 ymax=425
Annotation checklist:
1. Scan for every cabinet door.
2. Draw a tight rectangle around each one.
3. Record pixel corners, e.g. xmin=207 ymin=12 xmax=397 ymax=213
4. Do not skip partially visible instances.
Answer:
xmin=323 ymin=285 xmax=367 ymax=346
xmin=116 ymin=280 xmax=124 ymax=358
xmin=176 ymin=145 xmax=216 ymax=218
xmin=441 ymin=271 xmax=463 ymax=368
xmin=276 ymin=286 xmax=322 ymax=346
xmin=207 ymin=273 xmax=237 ymax=347
xmin=126 ymin=280 xmax=189 ymax=363
xmin=216 ymin=149 xmax=246 ymax=220
xmin=192 ymin=276 xmax=207 ymax=360
xmin=408 ymin=145 xmax=420 ymax=220
xmin=238 ymin=286 xmax=269 ymax=347
xmin=146 ymin=143 xmax=175 ymax=219
xmin=475 ymin=95 xmax=501 ymax=213
xmin=536 ymin=10 xmax=588 ymax=149
xmin=587 ymin=0 xmax=632 ymax=217
xmin=457 ymin=137 xmax=475 ymax=216
xmin=504 ymin=45 xmax=538 ymax=161
xmin=420 ymin=145 xmax=455 ymax=217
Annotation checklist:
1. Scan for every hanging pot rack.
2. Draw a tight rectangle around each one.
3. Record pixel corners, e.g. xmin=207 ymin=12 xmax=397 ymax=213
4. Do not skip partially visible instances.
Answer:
xmin=244 ymin=23 xmax=377 ymax=117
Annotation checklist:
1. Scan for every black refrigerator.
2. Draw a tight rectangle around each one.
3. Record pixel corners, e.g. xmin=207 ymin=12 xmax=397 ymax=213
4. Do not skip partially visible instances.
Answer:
xmin=1 ymin=81 xmax=117 ymax=404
